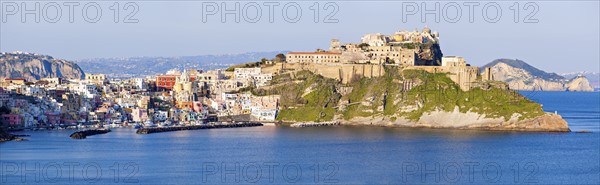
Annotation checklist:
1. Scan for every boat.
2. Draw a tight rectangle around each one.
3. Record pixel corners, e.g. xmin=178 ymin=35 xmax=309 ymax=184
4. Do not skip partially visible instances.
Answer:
xmin=159 ymin=120 xmax=172 ymax=127
xmin=109 ymin=123 xmax=121 ymax=128
xmin=144 ymin=121 xmax=157 ymax=127
xmin=133 ymin=123 xmax=143 ymax=129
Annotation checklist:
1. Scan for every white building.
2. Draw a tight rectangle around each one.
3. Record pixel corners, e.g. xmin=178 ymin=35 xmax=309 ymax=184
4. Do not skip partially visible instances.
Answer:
xmin=234 ymin=68 xmax=261 ymax=80
xmin=253 ymin=73 xmax=273 ymax=87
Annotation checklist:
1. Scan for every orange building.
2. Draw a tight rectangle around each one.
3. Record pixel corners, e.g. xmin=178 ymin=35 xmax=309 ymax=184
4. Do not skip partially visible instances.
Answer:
xmin=156 ymin=75 xmax=197 ymax=91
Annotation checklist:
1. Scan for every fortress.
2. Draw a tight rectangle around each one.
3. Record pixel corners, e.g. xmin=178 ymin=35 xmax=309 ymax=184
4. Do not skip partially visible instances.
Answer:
xmin=280 ymin=27 xmax=487 ymax=91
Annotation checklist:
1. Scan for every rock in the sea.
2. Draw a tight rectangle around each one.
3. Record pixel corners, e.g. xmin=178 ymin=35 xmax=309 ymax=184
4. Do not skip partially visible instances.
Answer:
xmin=70 ymin=129 xmax=111 ymax=139
xmin=14 ymin=138 xmax=28 ymax=141
xmin=0 ymin=127 xmax=15 ymax=142
xmin=566 ymin=76 xmax=594 ymax=92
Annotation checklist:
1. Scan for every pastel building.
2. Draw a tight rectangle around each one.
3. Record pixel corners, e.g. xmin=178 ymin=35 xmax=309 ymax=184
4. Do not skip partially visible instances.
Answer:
xmin=1 ymin=114 xmax=22 ymax=127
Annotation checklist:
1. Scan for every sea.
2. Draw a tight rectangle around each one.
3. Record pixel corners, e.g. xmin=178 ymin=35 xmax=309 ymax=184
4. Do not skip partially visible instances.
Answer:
xmin=1 ymin=91 xmax=598 ymax=184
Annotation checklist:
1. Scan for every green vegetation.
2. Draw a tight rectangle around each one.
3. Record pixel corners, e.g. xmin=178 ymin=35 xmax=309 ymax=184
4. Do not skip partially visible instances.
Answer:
xmin=396 ymin=70 xmax=544 ymax=121
xmin=225 ymin=61 xmax=264 ymax=72
xmin=261 ymin=67 xmax=545 ymax=122
xmin=225 ymin=53 xmax=285 ymax=72
xmin=252 ymin=71 xmax=340 ymax=122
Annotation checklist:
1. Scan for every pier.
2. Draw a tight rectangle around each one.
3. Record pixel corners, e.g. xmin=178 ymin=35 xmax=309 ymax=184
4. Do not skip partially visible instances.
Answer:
xmin=136 ymin=122 xmax=263 ymax=134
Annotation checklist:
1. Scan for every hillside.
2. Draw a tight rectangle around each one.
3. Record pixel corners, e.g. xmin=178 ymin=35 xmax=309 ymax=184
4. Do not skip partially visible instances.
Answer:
xmin=481 ymin=59 xmax=593 ymax=91
xmin=250 ymin=67 xmax=569 ymax=132
xmin=77 ymin=51 xmax=288 ymax=78
xmin=0 ymin=52 xmax=85 ymax=81
xmin=481 ymin=59 xmax=565 ymax=81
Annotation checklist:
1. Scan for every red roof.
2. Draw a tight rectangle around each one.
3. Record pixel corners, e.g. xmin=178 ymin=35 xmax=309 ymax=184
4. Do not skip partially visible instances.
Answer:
xmin=288 ymin=52 xmax=341 ymax=55
xmin=5 ymin=78 xmax=25 ymax=80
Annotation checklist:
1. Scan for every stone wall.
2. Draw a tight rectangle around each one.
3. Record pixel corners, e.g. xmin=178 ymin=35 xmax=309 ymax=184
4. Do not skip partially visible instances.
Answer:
xmin=404 ymin=65 xmax=480 ymax=91
xmin=263 ymin=63 xmax=480 ymax=91
xmin=263 ymin=63 xmax=385 ymax=84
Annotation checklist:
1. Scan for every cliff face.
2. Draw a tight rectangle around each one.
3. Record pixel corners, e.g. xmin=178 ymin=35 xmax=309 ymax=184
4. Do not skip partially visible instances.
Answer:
xmin=482 ymin=59 xmax=593 ymax=92
xmin=0 ymin=52 xmax=85 ymax=81
xmin=257 ymin=68 xmax=569 ymax=132
xmin=566 ymin=76 xmax=594 ymax=92
xmin=416 ymin=43 xmax=443 ymax=66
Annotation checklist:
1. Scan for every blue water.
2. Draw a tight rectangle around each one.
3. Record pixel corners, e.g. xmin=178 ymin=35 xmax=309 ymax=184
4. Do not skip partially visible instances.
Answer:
xmin=1 ymin=92 xmax=598 ymax=184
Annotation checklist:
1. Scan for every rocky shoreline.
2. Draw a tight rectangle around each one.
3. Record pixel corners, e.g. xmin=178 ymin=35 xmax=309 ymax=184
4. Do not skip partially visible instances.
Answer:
xmin=338 ymin=112 xmax=570 ymax=132
xmin=70 ymin=129 xmax=111 ymax=139
xmin=0 ymin=129 xmax=15 ymax=142
xmin=0 ymin=128 xmax=29 ymax=142
xmin=136 ymin=122 xmax=263 ymax=134
xmin=290 ymin=121 xmax=340 ymax=128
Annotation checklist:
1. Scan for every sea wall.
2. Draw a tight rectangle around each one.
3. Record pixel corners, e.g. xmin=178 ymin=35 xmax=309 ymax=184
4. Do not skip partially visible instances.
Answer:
xmin=136 ymin=122 xmax=263 ymax=134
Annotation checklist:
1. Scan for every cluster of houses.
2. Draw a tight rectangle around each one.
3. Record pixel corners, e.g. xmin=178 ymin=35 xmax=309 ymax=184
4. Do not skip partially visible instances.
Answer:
xmin=155 ymin=67 xmax=278 ymax=122
xmin=0 ymin=63 xmax=279 ymax=129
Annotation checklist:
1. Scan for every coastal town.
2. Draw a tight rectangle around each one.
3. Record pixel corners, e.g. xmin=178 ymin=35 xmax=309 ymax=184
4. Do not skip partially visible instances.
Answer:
xmin=0 ymin=27 xmax=526 ymax=131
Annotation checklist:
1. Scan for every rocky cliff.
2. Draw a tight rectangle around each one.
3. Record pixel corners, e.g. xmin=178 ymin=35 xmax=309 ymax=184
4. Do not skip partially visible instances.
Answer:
xmin=0 ymin=52 xmax=85 ymax=81
xmin=481 ymin=59 xmax=593 ymax=92
xmin=254 ymin=67 xmax=569 ymax=132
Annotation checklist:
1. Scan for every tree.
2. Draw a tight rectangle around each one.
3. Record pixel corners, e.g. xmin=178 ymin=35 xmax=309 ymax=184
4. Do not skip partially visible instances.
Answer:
xmin=275 ymin=53 xmax=286 ymax=63
xmin=358 ymin=43 xmax=370 ymax=49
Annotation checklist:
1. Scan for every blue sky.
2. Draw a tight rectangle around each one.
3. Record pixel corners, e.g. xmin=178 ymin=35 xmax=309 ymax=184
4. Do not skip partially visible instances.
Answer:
xmin=1 ymin=1 xmax=598 ymax=73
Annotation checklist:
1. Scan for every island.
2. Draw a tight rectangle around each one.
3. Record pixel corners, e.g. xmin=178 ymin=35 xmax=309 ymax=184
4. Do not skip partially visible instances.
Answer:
xmin=0 ymin=27 xmax=570 ymax=132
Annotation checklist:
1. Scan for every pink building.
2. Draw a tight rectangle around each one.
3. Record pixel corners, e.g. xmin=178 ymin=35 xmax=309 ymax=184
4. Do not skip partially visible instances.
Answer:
xmin=45 ymin=112 xmax=60 ymax=125
xmin=131 ymin=108 xmax=148 ymax=122
xmin=1 ymin=114 xmax=22 ymax=127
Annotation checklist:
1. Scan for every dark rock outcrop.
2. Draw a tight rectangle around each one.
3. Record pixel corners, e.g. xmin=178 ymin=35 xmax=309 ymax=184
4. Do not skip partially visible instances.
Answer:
xmin=0 ymin=127 xmax=15 ymax=142
xmin=70 ymin=129 xmax=111 ymax=139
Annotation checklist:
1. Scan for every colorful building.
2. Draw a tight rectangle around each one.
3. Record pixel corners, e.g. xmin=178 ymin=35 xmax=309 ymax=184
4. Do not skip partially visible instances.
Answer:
xmin=1 ymin=114 xmax=22 ymax=127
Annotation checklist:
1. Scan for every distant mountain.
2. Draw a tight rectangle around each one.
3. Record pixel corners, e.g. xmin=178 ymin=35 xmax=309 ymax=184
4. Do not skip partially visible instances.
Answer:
xmin=0 ymin=52 xmax=85 ymax=81
xmin=481 ymin=59 xmax=593 ymax=92
xmin=77 ymin=51 xmax=288 ymax=78
xmin=481 ymin=59 xmax=565 ymax=81
xmin=560 ymin=71 xmax=599 ymax=88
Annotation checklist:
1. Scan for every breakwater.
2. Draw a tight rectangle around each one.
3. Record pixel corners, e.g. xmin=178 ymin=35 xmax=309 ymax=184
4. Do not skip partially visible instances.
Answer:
xmin=70 ymin=129 xmax=111 ymax=139
xmin=136 ymin=122 xmax=263 ymax=134
xmin=290 ymin=121 xmax=340 ymax=128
